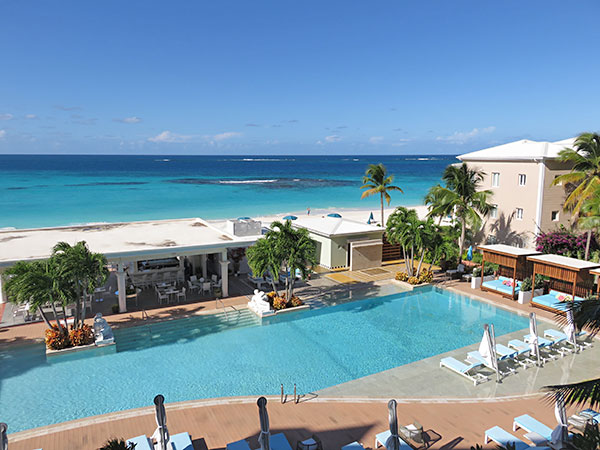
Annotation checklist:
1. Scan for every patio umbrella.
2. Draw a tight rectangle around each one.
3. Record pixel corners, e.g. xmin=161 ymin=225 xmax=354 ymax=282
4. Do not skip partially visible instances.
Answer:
xmin=368 ymin=212 xmax=374 ymax=224
xmin=466 ymin=245 xmax=473 ymax=261
xmin=257 ymin=396 xmax=271 ymax=450
xmin=327 ymin=213 xmax=342 ymax=218
xmin=564 ymin=308 xmax=578 ymax=350
xmin=385 ymin=399 xmax=400 ymax=450
xmin=529 ymin=312 xmax=541 ymax=366
xmin=0 ymin=423 xmax=7 ymax=450
xmin=153 ymin=394 xmax=170 ymax=450
xmin=550 ymin=393 xmax=568 ymax=449
xmin=283 ymin=215 xmax=297 ymax=221
xmin=478 ymin=324 xmax=500 ymax=382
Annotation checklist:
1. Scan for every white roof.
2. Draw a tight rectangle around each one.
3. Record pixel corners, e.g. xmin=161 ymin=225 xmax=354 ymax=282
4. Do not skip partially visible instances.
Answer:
xmin=527 ymin=254 xmax=600 ymax=271
xmin=292 ymin=216 xmax=383 ymax=237
xmin=478 ymin=244 xmax=541 ymax=257
xmin=0 ymin=218 xmax=259 ymax=267
xmin=458 ymin=137 xmax=576 ymax=162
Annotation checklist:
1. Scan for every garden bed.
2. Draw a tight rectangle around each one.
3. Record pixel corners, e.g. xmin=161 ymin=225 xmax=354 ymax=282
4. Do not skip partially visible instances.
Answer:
xmin=46 ymin=341 xmax=116 ymax=361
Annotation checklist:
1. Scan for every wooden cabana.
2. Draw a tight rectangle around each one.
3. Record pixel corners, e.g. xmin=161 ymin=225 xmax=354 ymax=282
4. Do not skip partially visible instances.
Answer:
xmin=590 ymin=268 xmax=600 ymax=295
xmin=527 ymin=254 xmax=600 ymax=312
xmin=478 ymin=244 xmax=541 ymax=299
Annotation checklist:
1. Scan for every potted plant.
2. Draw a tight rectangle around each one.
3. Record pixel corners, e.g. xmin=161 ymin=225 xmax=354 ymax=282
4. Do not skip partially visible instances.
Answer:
xmin=470 ymin=265 xmax=495 ymax=289
xmin=518 ymin=275 xmax=545 ymax=305
xmin=99 ymin=438 xmax=136 ymax=450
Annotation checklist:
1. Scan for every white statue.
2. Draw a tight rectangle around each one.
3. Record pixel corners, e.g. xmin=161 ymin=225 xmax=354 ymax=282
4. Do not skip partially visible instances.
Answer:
xmin=248 ymin=289 xmax=271 ymax=314
xmin=93 ymin=313 xmax=115 ymax=345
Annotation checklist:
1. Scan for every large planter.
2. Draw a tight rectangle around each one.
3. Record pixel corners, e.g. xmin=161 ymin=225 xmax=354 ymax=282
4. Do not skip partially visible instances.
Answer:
xmin=471 ymin=275 xmax=494 ymax=289
xmin=518 ymin=288 xmax=544 ymax=305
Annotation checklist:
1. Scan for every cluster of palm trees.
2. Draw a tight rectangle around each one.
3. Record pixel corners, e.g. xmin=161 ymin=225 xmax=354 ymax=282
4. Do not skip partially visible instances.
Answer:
xmin=4 ymin=241 xmax=108 ymax=332
xmin=245 ymin=220 xmax=317 ymax=301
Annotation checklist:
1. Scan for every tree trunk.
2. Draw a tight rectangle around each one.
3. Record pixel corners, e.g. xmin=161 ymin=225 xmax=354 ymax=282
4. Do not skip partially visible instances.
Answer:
xmin=410 ymin=246 xmax=415 ymax=276
xmin=458 ymin=220 xmax=466 ymax=264
xmin=402 ymin=246 xmax=410 ymax=274
xmin=74 ymin=284 xmax=82 ymax=330
xmin=585 ymin=230 xmax=592 ymax=260
xmin=62 ymin=304 xmax=69 ymax=330
xmin=289 ymin=275 xmax=295 ymax=300
xmin=38 ymin=306 xmax=52 ymax=329
xmin=380 ymin=193 xmax=385 ymax=227
xmin=50 ymin=302 xmax=63 ymax=332
xmin=416 ymin=251 xmax=425 ymax=277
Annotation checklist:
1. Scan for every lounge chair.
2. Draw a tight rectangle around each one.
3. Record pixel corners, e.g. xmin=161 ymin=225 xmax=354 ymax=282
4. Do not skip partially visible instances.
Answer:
xmin=569 ymin=408 xmax=600 ymax=431
xmin=341 ymin=442 xmax=365 ymax=450
xmin=531 ymin=290 xmax=585 ymax=313
xmin=271 ymin=432 xmax=294 ymax=450
xmin=513 ymin=414 xmax=553 ymax=442
xmin=484 ymin=426 xmax=530 ymax=450
xmin=506 ymin=340 xmax=536 ymax=367
xmin=544 ymin=328 xmax=591 ymax=349
xmin=374 ymin=430 xmax=412 ymax=450
xmin=440 ymin=357 xmax=488 ymax=385
xmin=227 ymin=439 xmax=252 ymax=450
xmin=524 ymin=334 xmax=567 ymax=357
xmin=127 ymin=435 xmax=153 ymax=450
xmin=467 ymin=351 xmax=516 ymax=375
xmin=170 ymin=432 xmax=194 ymax=450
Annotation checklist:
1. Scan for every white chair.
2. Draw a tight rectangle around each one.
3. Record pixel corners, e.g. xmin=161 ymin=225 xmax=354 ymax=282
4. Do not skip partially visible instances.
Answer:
xmin=190 ymin=275 xmax=198 ymax=282
xmin=211 ymin=274 xmax=218 ymax=283
xmin=202 ymin=282 xmax=212 ymax=295
xmin=157 ymin=291 xmax=168 ymax=305
xmin=187 ymin=280 xmax=199 ymax=294
xmin=177 ymin=288 xmax=186 ymax=303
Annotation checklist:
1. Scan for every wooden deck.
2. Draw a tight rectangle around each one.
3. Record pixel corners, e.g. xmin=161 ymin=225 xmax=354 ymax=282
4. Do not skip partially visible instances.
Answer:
xmin=7 ymin=395 xmax=567 ymax=450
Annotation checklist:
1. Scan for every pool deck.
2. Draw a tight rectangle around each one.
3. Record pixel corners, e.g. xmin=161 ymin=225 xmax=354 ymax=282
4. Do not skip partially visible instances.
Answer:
xmin=6 ymin=395 xmax=574 ymax=450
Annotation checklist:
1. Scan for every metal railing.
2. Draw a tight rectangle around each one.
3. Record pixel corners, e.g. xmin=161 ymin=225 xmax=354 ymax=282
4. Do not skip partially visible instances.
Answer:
xmin=280 ymin=383 xmax=300 ymax=404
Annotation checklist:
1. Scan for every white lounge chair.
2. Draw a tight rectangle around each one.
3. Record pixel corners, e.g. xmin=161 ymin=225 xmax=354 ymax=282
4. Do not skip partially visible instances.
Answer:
xmin=374 ymin=430 xmax=412 ymax=450
xmin=513 ymin=414 xmax=553 ymax=443
xmin=341 ymin=442 xmax=365 ymax=450
xmin=506 ymin=340 xmax=536 ymax=367
xmin=484 ymin=426 xmax=530 ymax=450
xmin=169 ymin=432 xmax=194 ymax=450
xmin=127 ymin=435 xmax=153 ymax=450
xmin=440 ymin=357 xmax=488 ymax=385
xmin=467 ymin=351 xmax=516 ymax=376
xmin=227 ymin=439 xmax=252 ymax=450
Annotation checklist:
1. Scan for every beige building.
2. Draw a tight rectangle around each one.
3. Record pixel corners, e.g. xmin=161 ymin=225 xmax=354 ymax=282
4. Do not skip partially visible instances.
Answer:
xmin=458 ymin=138 xmax=575 ymax=248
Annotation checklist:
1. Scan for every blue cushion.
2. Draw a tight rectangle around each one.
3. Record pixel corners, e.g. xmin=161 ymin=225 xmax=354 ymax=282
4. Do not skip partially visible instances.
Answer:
xmin=532 ymin=294 xmax=568 ymax=311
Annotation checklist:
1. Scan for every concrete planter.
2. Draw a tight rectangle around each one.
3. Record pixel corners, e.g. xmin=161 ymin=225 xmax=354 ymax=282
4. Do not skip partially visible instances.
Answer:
xmin=471 ymin=275 xmax=494 ymax=289
xmin=518 ymin=288 xmax=544 ymax=305
xmin=46 ymin=341 xmax=116 ymax=362
xmin=249 ymin=303 xmax=310 ymax=318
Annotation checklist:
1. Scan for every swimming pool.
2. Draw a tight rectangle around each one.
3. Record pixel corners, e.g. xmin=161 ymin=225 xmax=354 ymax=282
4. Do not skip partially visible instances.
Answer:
xmin=0 ymin=287 xmax=529 ymax=432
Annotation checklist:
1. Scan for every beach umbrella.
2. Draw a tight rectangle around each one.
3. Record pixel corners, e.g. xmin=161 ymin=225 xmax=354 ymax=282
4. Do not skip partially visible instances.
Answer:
xmin=564 ymin=308 xmax=578 ymax=350
xmin=529 ymin=312 xmax=541 ymax=366
xmin=385 ymin=399 xmax=400 ymax=450
xmin=283 ymin=215 xmax=297 ymax=221
xmin=257 ymin=396 xmax=271 ymax=450
xmin=0 ymin=423 xmax=7 ymax=450
xmin=550 ymin=393 xmax=568 ymax=448
xmin=327 ymin=213 xmax=342 ymax=218
xmin=478 ymin=324 xmax=500 ymax=382
xmin=367 ymin=212 xmax=374 ymax=224
xmin=466 ymin=245 xmax=473 ymax=261
xmin=153 ymin=394 xmax=169 ymax=450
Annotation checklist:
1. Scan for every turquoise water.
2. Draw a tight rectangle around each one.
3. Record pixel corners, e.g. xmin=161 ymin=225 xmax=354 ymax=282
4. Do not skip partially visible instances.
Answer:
xmin=0 ymin=287 xmax=529 ymax=433
xmin=0 ymin=155 xmax=455 ymax=229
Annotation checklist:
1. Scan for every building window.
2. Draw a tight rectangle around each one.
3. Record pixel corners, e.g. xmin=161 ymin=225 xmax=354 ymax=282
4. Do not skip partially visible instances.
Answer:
xmin=492 ymin=172 xmax=500 ymax=187
xmin=516 ymin=208 xmax=524 ymax=220
xmin=490 ymin=204 xmax=498 ymax=219
xmin=518 ymin=174 xmax=526 ymax=186
xmin=552 ymin=210 xmax=559 ymax=221
xmin=554 ymin=175 xmax=563 ymax=186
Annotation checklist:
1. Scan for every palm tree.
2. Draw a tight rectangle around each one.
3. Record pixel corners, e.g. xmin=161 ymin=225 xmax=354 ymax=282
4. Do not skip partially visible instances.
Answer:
xmin=52 ymin=241 xmax=108 ymax=329
xmin=552 ymin=133 xmax=600 ymax=260
xmin=3 ymin=259 xmax=72 ymax=330
xmin=246 ymin=233 xmax=283 ymax=294
xmin=425 ymin=163 xmax=493 ymax=264
xmin=360 ymin=163 xmax=403 ymax=227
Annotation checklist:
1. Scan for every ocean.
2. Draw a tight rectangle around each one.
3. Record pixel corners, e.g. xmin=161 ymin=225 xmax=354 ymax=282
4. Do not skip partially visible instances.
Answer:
xmin=0 ymin=155 xmax=456 ymax=229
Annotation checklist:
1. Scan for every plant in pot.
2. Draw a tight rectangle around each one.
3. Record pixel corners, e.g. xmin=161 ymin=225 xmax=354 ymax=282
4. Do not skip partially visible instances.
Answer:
xmin=518 ymin=274 xmax=545 ymax=305
xmin=470 ymin=265 xmax=496 ymax=289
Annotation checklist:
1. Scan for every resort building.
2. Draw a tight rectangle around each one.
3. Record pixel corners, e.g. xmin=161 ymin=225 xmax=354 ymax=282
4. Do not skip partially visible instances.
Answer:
xmin=458 ymin=137 xmax=576 ymax=248
xmin=292 ymin=216 xmax=384 ymax=270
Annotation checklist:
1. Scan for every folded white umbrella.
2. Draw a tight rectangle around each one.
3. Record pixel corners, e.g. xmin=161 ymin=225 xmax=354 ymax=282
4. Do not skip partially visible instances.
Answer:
xmin=385 ymin=399 xmax=400 ymax=450
xmin=564 ymin=308 xmax=578 ymax=348
xmin=258 ymin=396 xmax=271 ymax=450
xmin=529 ymin=313 xmax=541 ymax=366
xmin=551 ymin=394 xmax=568 ymax=447
xmin=0 ymin=422 xmax=7 ymax=450
xmin=152 ymin=394 xmax=170 ymax=450
xmin=479 ymin=324 xmax=500 ymax=382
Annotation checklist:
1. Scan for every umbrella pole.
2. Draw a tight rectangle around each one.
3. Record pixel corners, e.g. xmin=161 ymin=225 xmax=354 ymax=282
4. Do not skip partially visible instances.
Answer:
xmin=490 ymin=324 xmax=500 ymax=383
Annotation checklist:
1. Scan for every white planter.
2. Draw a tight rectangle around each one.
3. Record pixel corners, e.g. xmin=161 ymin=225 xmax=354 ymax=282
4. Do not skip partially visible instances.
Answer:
xmin=518 ymin=288 xmax=543 ymax=305
xmin=471 ymin=275 xmax=494 ymax=289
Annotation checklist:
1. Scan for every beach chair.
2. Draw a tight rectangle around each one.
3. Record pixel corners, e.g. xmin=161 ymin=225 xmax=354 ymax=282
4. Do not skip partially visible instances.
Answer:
xmin=374 ymin=430 xmax=412 ymax=450
xmin=569 ymin=409 xmax=600 ymax=431
xmin=341 ymin=442 xmax=365 ymax=450
xmin=127 ymin=435 xmax=153 ymax=450
xmin=506 ymin=340 xmax=536 ymax=367
xmin=523 ymin=334 xmax=563 ymax=357
xmin=227 ymin=439 xmax=252 ymax=450
xmin=439 ymin=357 xmax=488 ymax=385
xmin=513 ymin=414 xmax=553 ymax=442
xmin=484 ymin=426 xmax=530 ymax=450
xmin=169 ymin=432 xmax=194 ymax=450
xmin=544 ymin=328 xmax=589 ymax=350
xmin=271 ymin=432 xmax=294 ymax=450
xmin=466 ymin=351 xmax=516 ymax=375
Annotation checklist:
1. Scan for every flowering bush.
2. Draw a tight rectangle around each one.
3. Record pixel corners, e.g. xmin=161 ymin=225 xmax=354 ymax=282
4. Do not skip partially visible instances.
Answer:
xmin=45 ymin=326 xmax=71 ymax=350
xmin=69 ymin=324 xmax=95 ymax=346
xmin=418 ymin=270 xmax=433 ymax=284
xmin=407 ymin=276 xmax=420 ymax=285
xmin=535 ymin=228 xmax=598 ymax=257
xmin=272 ymin=296 xmax=287 ymax=310
xmin=395 ymin=272 xmax=409 ymax=281
xmin=288 ymin=296 xmax=303 ymax=307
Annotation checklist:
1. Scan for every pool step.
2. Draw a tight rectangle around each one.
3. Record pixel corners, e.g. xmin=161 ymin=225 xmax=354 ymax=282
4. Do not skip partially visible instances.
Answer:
xmin=113 ymin=309 xmax=259 ymax=352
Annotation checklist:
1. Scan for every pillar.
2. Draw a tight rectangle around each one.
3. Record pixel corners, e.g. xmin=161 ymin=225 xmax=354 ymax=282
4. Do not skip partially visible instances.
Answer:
xmin=219 ymin=253 xmax=229 ymax=298
xmin=200 ymin=254 xmax=208 ymax=280
xmin=0 ymin=269 xmax=7 ymax=304
xmin=117 ymin=263 xmax=127 ymax=313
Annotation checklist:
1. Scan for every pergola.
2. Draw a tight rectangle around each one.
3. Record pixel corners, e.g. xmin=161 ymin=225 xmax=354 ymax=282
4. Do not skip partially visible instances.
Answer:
xmin=478 ymin=244 xmax=541 ymax=299
xmin=590 ymin=268 xmax=600 ymax=295
xmin=527 ymin=254 xmax=600 ymax=300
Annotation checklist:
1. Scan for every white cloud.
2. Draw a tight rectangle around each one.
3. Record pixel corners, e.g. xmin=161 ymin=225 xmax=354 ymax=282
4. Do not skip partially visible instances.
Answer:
xmin=148 ymin=130 xmax=193 ymax=143
xmin=115 ymin=116 xmax=142 ymax=124
xmin=0 ymin=130 xmax=6 ymax=139
xmin=24 ymin=114 xmax=37 ymax=120
xmin=212 ymin=131 xmax=242 ymax=141
xmin=0 ymin=114 xmax=13 ymax=120
xmin=325 ymin=135 xmax=342 ymax=143
xmin=369 ymin=136 xmax=384 ymax=144
xmin=436 ymin=126 xmax=496 ymax=144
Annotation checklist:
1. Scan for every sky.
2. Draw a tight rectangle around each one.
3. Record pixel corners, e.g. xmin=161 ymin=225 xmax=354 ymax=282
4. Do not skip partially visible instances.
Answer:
xmin=0 ymin=1 xmax=599 ymax=155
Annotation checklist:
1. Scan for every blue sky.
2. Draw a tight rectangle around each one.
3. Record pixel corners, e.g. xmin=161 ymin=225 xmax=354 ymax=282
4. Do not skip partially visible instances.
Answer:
xmin=0 ymin=1 xmax=599 ymax=155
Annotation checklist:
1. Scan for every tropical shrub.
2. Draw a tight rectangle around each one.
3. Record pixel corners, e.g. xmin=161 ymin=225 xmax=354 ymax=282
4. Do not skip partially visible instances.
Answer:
xmin=472 ymin=265 xmax=496 ymax=277
xmin=272 ymin=296 xmax=287 ymax=310
xmin=288 ymin=296 xmax=303 ymax=307
xmin=407 ymin=276 xmax=420 ymax=285
xmin=395 ymin=272 xmax=409 ymax=282
xmin=69 ymin=324 xmax=95 ymax=346
xmin=418 ymin=269 xmax=433 ymax=284
xmin=45 ymin=325 xmax=71 ymax=350
xmin=535 ymin=228 xmax=598 ymax=257
xmin=98 ymin=438 xmax=136 ymax=450
xmin=521 ymin=274 xmax=546 ymax=291
xmin=111 ymin=304 xmax=120 ymax=314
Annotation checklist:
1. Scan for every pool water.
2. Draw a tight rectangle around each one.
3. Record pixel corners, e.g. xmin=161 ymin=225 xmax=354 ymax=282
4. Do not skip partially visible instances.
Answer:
xmin=0 ymin=287 xmax=529 ymax=432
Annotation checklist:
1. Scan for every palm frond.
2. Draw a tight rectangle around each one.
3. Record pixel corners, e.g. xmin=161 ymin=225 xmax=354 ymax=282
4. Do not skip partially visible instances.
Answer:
xmin=544 ymin=378 xmax=600 ymax=409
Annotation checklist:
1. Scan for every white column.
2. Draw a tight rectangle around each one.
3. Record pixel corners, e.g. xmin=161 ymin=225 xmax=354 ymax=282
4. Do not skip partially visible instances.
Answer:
xmin=0 ymin=269 xmax=7 ymax=304
xmin=219 ymin=258 xmax=230 ymax=298
xmin=117 ymin=263 xmax=127 ymax=313
xmin=200 ymin=254 xmax=208 ymax=279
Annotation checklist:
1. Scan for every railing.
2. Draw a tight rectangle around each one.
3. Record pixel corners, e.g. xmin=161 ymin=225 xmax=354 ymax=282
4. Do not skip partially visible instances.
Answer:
xmin=141 ymin=309 xmax=149 ymax=320
xmin=280 ymin=383 xmax=299 ymax=404
xmin=215 ymin=299 xmax=240 ymax=321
